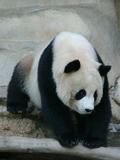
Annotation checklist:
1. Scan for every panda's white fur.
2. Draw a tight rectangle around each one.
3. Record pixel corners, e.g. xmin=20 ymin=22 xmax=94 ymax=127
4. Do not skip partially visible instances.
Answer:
xmin=24 ymin=53 xmax=41 ymax=108
xmin=23 ymin=31 xmax=103 ymax=115
xmin=52 ymin=32 xmax=103 ymax=114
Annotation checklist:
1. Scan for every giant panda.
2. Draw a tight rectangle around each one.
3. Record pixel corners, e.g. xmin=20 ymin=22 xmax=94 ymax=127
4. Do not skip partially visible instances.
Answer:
xmin=7 ymin=31 xmax=111 ymax=148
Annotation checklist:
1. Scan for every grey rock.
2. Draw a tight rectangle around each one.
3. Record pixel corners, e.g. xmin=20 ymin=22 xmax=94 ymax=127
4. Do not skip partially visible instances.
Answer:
xmin=0 ymin=0 xmax=120 ymax=97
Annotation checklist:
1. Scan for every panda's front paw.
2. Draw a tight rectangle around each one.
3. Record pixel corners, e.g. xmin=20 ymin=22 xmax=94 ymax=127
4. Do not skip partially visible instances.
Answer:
xmin=7 ymin=105 xmax=26 ymax=114
xmin=57 ymin=133 xmax=79 ymax=148
xmin=83 ymin=138 xmax=106 ymax=149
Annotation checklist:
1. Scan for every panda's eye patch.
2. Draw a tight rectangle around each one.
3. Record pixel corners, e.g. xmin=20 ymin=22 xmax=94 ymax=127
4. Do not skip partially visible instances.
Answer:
xmin=94 ymin=90 xmax=97 ymax=101
xmin=75 ymin=89 xmax=86 ymax=100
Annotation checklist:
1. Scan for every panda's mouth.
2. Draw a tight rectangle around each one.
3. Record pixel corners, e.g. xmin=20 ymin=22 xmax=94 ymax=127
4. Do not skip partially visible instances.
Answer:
xmin=74 ymin=106 xmax=92 ymax=115
xmin=74 ymin=106 xmax=93 ymax=115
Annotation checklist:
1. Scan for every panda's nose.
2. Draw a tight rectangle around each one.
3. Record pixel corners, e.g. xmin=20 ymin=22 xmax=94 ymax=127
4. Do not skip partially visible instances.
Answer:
xmin=85 ymin=109 xmax=93 ymax=113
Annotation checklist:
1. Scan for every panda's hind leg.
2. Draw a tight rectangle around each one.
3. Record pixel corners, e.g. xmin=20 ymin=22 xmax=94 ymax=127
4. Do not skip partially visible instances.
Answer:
xmin=7 ymin=64 xmax=29 ymax=113
xmin=7 ymin=85 xmax=29 ymax=114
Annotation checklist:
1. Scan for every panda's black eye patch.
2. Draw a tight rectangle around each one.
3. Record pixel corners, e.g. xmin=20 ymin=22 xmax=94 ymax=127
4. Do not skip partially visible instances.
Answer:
xmin=75 ymin=89 xmax=86 ymax=100
xmin=94 ymin=90 xmax=97 ymax=101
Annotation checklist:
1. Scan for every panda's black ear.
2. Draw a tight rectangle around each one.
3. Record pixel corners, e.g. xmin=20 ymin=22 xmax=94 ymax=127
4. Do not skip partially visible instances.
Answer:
xmin=64 ymin=60 xmax=80 ymax=73
xmin=98 ymin=65 xmax=111 ymax=76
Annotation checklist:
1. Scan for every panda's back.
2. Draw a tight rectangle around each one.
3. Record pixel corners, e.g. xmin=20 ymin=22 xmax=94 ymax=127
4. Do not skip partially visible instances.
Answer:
xmin=23 ymin=52 xmax=42 ymax=108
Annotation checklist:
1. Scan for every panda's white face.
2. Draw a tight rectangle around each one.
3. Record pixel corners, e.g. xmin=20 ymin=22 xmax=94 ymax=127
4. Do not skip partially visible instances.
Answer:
xmin=69 ymin=75 xmax=102 ymax=115
xmin=54 ymin=66 xmax=103 ymax=115
xmin=74 ymin=91 xmax=95 ymax=114
xmin=52 ymin=32 xmax=104 ymax=115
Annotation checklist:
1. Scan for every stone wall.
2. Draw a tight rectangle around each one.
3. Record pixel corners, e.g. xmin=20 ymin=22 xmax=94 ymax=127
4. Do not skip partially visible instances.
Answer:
xmin=0 ymin=0 xmax=120 ymax=97
xmin=115 ymin=0 xmax=120 ymax=30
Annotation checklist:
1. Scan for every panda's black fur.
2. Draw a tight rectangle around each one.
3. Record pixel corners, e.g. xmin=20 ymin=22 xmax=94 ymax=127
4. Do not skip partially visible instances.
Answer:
xmin=7 ymin=32 xmax=111 ymax=148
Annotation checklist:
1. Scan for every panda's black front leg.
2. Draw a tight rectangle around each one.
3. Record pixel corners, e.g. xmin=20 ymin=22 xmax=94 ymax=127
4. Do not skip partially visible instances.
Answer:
xmin=41 ymin=95 xmax=79 ymax=148
xmin=75 ymin=113 xmax=86 ymax=142
xmin=83 ymin=117 xmax=108 ymax=149
xmin=83 ymin=99 xmax=111 ymax=149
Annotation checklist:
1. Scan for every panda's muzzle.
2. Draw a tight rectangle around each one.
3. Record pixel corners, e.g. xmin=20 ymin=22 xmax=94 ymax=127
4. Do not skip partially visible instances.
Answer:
xmin=74 ymin=96 xmax=94 ymax=114
xmin=74 ymin=105 xmax=94 ymax=115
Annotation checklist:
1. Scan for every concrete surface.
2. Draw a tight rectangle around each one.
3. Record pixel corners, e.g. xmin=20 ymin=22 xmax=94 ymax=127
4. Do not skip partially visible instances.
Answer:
xmin=0 ymin=136 xmax=120 ymax=160
xmin=115 ymin=0 xmax=120 ymax=29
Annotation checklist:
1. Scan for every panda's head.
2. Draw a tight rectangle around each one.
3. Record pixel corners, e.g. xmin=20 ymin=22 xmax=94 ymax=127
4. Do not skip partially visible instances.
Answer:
xmin=52 ymin=32 xmax=111 ymax=115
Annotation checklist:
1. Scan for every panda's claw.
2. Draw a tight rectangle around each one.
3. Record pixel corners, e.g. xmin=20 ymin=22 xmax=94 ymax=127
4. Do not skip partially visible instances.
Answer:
xmin=82 ymin=138 xmax=106 ymax=149
xmin=7 ymin=105 xmax=26 ymax=114
xmin=57 ymin=133 xmax=79 ymax=148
